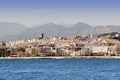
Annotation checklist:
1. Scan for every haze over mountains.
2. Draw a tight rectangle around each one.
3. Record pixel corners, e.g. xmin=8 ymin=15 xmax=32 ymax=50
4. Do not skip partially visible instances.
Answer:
xmin=0 ymin=22 xmax=27 ymax=37
xmin=0 ymin=22 xmax=120 ymax=41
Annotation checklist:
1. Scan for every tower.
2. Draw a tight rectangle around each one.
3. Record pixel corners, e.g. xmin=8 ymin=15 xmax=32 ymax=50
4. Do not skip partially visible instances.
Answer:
xmin=41 ymin=33 xmax=44 ymax=38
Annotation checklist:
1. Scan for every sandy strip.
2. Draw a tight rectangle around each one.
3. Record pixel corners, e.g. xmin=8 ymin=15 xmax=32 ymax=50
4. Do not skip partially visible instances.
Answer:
xmin=0 ymin=56 xmax=120 ymax=59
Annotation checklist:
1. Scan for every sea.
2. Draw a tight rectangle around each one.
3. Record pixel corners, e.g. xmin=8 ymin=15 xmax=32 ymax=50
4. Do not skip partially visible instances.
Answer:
xmin=0 ymin=58 xmax=120 ymax=80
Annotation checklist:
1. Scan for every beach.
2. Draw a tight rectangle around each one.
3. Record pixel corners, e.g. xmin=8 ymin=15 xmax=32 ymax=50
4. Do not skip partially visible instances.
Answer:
xmin=1 ymin=56 xmax=120 ymax=59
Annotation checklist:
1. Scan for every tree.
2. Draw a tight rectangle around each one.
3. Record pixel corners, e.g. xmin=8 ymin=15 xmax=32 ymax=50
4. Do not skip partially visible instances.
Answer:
xmin=18 ymin=47 xmax=25 ymax=52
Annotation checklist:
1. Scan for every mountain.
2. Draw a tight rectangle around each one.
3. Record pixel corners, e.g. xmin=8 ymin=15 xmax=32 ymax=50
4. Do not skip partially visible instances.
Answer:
xmin=92 ymin=25 xmax=120 ymax=35
xmin=0 ymin=22 xmax=28 ymax=38
xmin=21 ymin=23 xmax=68 ymax=38
xmin=69 ymin=22 xmax=93 ymax=36
xmin=0 ymin=23 xmax=68 ymax=41
xmin=1 ymin=22 xmax=120 ymax=41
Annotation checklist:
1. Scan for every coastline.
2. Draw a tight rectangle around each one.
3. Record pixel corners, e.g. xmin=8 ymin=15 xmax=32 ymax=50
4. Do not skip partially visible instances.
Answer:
xmin=0 ymin=56 xmax=120 ymax=59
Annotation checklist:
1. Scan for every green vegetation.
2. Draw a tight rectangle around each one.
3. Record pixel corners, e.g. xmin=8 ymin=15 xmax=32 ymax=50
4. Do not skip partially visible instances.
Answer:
xmin=18 ymin=47 xmax=25 ymax=52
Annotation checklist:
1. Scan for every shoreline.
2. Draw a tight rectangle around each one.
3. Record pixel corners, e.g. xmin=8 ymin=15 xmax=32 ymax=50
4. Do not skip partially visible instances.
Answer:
xmin=1 ymin=56 xmax=120 ymax=59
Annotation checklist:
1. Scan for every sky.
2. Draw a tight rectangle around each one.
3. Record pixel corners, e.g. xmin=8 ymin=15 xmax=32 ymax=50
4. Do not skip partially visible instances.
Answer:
xmin=0 ymin=0 xmax=120 ymax=27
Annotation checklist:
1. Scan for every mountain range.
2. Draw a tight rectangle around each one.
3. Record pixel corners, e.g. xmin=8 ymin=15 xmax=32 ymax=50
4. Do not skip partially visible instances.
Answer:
xmin=0 ymin=22 xmax=120 ymax=41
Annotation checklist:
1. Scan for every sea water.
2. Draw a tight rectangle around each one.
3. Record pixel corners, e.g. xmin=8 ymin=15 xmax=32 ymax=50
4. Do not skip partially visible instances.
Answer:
xmin=0 ymin=58 xmax=120 ymax=80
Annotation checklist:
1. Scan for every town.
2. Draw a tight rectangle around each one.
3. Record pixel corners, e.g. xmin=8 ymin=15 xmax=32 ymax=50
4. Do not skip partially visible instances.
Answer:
xmin=0 ymin=32 xmax=120 ymax=58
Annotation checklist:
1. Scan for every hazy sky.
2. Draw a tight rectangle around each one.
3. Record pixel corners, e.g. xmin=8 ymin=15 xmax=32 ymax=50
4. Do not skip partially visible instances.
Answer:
xmin=0 ymin=0 xmax=120 ymax=26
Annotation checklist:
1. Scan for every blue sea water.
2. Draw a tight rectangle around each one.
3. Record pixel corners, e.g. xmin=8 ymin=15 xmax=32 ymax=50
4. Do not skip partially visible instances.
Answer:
xmin=0 ymin=58 xmax=120 ymax=80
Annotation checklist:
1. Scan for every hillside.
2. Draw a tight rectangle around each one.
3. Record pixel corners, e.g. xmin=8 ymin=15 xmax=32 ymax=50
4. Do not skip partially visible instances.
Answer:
xmin=0 ymin=22 xmax=28 ymax=37
xmin=1 ymin=22 xmax=120 ymax=41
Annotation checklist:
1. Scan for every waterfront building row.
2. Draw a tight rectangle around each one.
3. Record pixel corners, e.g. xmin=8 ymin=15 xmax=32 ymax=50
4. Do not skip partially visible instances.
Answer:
xmin=0 ymin=33 xmax=120 ymax=57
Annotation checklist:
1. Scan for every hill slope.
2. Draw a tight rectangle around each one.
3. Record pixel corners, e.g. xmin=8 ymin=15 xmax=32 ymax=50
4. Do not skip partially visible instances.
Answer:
xmin=1 ymin=22 xmax=120 ymax=41
xmin=0 ymin=22 xmax=28 ymax=38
